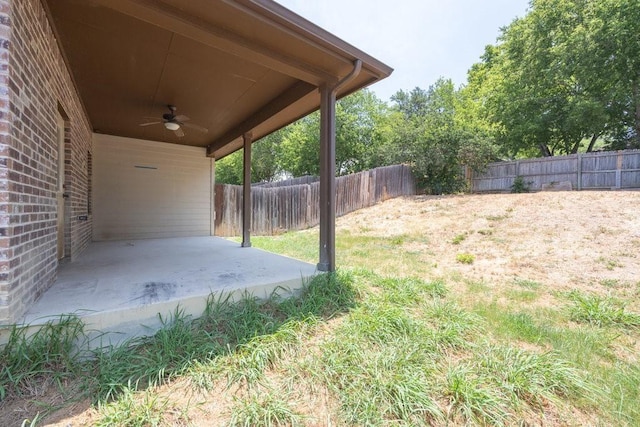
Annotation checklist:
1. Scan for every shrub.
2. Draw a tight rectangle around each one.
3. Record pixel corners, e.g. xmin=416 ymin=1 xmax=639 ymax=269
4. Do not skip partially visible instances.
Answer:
xmin=510 ymin=176 xmax=531 ymax=193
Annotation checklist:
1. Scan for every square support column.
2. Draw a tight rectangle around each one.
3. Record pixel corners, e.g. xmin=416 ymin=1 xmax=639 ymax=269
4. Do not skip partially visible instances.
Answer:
xmin=241 ymin=132 xmax=253 ymax=248
xmin=318 ymin=84 xmax=337 ymax=271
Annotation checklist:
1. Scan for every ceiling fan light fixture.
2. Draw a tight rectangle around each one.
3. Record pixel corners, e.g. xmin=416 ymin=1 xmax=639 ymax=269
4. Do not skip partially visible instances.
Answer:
xmin=164 ymin=121 xmax=180 ymax=131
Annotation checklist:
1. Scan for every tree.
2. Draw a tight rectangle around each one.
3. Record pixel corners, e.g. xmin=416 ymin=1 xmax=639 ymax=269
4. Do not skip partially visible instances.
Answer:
xmin=589 ymin=0 xmax=640 ymax=149
xmin=251 ymin=129 xmax=285 ymax=183
xmin=278 ymin=112 xmax=320 ymax=177
xmin=466 ymin=0 xmax=640 ymax=157
xmin=279 ymin=88 xmax=390 ymax=177
xmin=388 ymin=79 xmax=496 ymax=194
xmin=215 ymin=129 xmax=286 ymax=184
xmin=214 ymin=150 xmax=243 ymax=184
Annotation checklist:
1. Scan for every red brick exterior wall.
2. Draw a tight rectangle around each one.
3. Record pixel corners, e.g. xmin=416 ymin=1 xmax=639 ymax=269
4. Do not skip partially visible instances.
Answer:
xmin=0 ymin=0 xmax=93 ymax=324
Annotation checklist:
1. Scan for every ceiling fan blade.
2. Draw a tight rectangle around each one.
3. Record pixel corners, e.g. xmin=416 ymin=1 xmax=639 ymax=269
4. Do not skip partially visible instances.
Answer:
xmin=174 ymin=115 xmax=190 ymax=122
xmin=173 ymin=127 xmax=185 ymax=138
xmin=182 ymin=122 xmax=208 ymax=133
xmin=139 ymin=121 xmax=162 ymax=127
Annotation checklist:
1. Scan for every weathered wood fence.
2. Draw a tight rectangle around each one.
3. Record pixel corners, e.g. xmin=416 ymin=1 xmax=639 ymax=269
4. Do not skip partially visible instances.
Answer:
xmin=471 ymin=150 xmax=640 ymax=193
xmin=214 ymin=164 xmax=416 ymax=236
xmin=253 ymin=175 xmax=319 ymax=188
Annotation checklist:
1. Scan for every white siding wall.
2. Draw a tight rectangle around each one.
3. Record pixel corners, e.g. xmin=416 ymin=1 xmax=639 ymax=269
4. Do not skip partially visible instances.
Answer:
xmin=93 ymin=134 xmax=213 ymax=241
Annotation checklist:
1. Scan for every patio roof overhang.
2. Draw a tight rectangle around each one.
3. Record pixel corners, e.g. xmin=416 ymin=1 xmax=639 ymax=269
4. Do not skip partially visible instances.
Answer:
xmin=43 ymin=0 xmax=393 ymax=159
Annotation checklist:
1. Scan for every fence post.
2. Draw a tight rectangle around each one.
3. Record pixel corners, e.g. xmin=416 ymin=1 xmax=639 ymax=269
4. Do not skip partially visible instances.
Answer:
xmin=615 ymin=151 xmax=623 ymax=189
xmin=464 ymin=165 xmax=472 ymax=192
xmin=576 ymin=153 xmax=582 ymax=191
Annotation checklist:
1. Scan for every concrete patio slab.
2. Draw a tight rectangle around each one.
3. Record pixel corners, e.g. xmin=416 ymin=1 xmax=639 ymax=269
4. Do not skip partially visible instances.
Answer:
xmin=13 ymin=237 xmax=317 ymax=347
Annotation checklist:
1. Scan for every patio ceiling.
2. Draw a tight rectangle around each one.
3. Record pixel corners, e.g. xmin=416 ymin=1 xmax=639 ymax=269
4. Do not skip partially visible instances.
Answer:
xmin=43 ymin=0 xmax=392 ymax=159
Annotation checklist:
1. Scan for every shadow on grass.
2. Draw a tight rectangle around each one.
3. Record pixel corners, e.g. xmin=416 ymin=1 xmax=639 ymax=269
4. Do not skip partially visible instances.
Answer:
xmin=0 ymin=271 xmax=358 ymax=424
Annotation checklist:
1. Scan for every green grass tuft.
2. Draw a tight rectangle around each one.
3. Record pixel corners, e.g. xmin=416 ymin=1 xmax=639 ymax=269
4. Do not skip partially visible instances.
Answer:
xmin=456 ymin=253 xmax=475 ymax=264
xmin=229 ymin=391 xmax=305 ymax=427
xmin=567 ymin=291 xmax=640 ymax=328
xmin=96 ymin=385 xmax=169 ymax=427
xmin=513 ymin=277 xmax=542 ymax=289
xmin=0 ymin=314 xmax=87 ymax=401
xmin=443 ymin=364 xmax=509 ymax=425
xmin=451 ymin=233 xmax=467 ymax=245
xmin=479 ymin=345 xmax=595 ymax=407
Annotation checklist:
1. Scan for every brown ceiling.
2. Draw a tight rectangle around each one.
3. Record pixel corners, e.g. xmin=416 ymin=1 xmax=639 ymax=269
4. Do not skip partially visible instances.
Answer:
xmin=44 ymin=0 xmax=392 ymax=159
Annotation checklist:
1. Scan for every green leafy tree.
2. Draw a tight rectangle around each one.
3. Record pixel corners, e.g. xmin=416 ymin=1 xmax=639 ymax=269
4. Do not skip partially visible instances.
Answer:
xmin=589 ymin=0 xmax=640 ymax=149
xmin=216 ymin=89 xmax=391 ymax=182
xmin=215 ymin=150 xmax=243 ymax=184
xmin=279 ymin=89 xmax=390 ymax=177
xmin=251 ymin=129 xmax=285 ymax=183
xmin=467 ymin=0 xmax=640 ymax=157
xmin=215 ymin=129 xmax=286 ymax=184
xmin=278 ymin=113 xmax=320 ymax=177
xmin=388 ymin=79 xmax=496 ymax=194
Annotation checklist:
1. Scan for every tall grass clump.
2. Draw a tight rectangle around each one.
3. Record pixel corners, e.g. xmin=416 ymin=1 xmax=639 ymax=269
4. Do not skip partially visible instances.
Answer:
xmin=479 ymin=345 xmax=596 ymax=407
xmin=229 ymin=391 xmax=305 ymax=427
xmin=371 ymin=276 xmax=447 ymax=306
xmin=96 ymin=384 xmax=170 ymax=427
xmin=319 ymin=331 xmax=444 ymax=425
xmin=443 ymin=364 xmax=509 ymax=425
xmin=601 ymin=363 xmax=640 ymax=425
xmin=91 ymin=272 xmax=358 ymax=401
xmin=567 ymin=291 xmax=640 ymax=328
xmin=442 ymin=344 xmax=596 ymax=424
xmin=0 ymin=314 xmax=87 ymax=400
xmin=312 ymin=276 xmax=476 ymax=425
xmin=90 ymin=307 xmax=213 ymax=401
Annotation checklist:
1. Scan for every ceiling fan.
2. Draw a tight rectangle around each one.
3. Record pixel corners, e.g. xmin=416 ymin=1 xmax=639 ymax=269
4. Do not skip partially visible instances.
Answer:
xmin=139 ymin=105 xmax=208 ymax=137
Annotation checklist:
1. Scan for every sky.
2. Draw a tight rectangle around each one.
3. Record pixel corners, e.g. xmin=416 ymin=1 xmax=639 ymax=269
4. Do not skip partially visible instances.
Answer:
xmin=276 ymin=0 xmax=531 ymax=102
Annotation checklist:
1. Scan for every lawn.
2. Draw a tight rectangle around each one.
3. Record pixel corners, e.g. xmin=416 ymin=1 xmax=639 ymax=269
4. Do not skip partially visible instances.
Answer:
xmin=1 ymin=191 xmax=639 ymax=426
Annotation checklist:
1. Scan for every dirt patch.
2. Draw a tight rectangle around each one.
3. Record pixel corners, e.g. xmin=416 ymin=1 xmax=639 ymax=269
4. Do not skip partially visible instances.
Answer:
xmin=337 ymin=191 xmax=640 ymax=304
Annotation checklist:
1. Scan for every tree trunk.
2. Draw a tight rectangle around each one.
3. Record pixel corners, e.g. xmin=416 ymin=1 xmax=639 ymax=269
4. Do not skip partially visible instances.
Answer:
xmin=570 ymin=140 xmax=581 ymax=154
xmin=635 ymin=83 xmax=640 ymax=145
xmin=539 ymin=143 xmax=552 ymax=157
xmin=586 ymin=133 xmax=599 ymax=152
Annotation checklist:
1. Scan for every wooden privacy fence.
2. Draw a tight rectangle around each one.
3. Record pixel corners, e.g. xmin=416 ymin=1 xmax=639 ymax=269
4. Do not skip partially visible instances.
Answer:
xmin=470 ymin=150 xmax=640 ymax=193
xmin=252 ymin=175 xmax=318 ymax=188
xmin=214 ymin=164 xmax=416 ymax=236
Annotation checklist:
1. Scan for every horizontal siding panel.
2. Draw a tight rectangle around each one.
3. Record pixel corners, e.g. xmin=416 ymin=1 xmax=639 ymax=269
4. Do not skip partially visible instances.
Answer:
xmin=93 ymin=134 xmax=212 ymax=241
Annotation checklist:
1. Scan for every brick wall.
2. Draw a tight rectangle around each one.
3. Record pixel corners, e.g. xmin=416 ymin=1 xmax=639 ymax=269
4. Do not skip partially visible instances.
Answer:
xmin=0 ymin=0 xmax=93 ymax=324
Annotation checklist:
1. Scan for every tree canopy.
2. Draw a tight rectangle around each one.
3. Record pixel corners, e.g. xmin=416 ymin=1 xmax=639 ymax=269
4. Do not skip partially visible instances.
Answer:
xmin=465 ymin=0 xmax=640 ymax=157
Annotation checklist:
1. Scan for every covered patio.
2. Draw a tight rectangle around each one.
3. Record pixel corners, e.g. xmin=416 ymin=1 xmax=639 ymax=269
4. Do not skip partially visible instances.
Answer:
xmin=43 ymin=0 xmax=391 ymax=272
xmin=0 ymin=0 xmax=390 ymax=340
xmin=22 ymin=236 xmax=316 ymax=345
